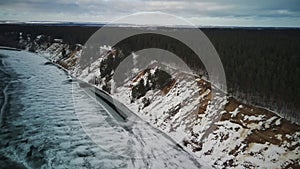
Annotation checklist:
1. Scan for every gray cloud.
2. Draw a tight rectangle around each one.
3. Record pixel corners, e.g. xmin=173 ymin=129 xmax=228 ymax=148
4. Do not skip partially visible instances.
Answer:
xmin=0 ymin=0 xmax=299 ymax=26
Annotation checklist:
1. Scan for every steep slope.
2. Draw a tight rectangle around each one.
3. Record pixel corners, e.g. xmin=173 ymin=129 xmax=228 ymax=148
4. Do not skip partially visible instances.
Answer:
xmin=20 ymin=38 xmax=300 ymax=168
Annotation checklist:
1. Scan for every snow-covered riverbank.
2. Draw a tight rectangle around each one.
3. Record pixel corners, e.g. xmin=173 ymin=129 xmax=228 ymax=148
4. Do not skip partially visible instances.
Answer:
xmin=5 ymin=31 xmax=300 ymax=168
xmin=0 ymin=49 xmax=208 ymax=169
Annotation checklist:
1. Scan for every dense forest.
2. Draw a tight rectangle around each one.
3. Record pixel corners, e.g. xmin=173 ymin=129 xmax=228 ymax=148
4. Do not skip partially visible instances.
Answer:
xmin=0 ymin=24 xmax=299 ymax=119
xmin=203 ymin=28 xmax=300 ymax=119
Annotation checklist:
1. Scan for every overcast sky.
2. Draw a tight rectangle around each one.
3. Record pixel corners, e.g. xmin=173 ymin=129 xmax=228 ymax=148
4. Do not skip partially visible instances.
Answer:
xmin=0 ymin=0 xmax=299 ymax=27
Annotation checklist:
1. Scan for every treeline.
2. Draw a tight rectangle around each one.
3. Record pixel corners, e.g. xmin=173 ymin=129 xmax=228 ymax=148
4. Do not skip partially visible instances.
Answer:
xmin=0 ymin=24 xmax=98 ymax=49
xmin=202 ymin=28 xmax=300 ymax=119
xmin=112 ymin=32 xmax=206 ymax=75
xmin=0 ymin=24 xmax=299 ymax=119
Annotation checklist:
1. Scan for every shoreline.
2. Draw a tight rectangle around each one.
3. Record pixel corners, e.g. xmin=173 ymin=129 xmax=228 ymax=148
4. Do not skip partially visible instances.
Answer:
xmin=0 ymin=47 xmax=299 ymax=168
xmin=0 ymin=48 xmax=205 ymax=167
xmin=0 ymin=46 xmax=21 ymax=51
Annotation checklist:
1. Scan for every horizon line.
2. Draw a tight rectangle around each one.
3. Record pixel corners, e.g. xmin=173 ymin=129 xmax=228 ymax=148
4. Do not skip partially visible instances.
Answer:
xmin=0 ymin=20 xmax=299 ymax=29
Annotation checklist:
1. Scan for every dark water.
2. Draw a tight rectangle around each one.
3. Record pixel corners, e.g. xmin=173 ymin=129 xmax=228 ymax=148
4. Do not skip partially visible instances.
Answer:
xmin=0 ymin=50 xmax=205 ymax=169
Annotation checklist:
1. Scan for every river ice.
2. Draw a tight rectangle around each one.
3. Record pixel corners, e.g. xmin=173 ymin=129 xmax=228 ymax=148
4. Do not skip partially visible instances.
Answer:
xmin=0 ymin=50 xmax=206 ymax=169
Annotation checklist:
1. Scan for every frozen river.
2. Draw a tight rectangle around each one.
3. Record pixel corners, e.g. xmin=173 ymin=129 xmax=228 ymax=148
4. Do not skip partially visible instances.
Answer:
xmin=0 ymin=49 xmax=205 ymax=169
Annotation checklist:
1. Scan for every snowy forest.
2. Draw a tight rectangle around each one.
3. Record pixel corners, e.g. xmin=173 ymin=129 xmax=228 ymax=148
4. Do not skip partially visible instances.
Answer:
xmin=0 ymin=24 xmax=299 ymax=119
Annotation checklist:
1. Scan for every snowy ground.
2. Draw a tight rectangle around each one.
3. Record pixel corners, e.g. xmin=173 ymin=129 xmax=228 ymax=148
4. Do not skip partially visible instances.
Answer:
xmin=18 ymin=37 xmax=300 ymax=168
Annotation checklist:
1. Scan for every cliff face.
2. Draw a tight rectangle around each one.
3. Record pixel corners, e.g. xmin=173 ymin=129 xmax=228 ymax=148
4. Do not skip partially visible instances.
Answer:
xmin=14 ymin=35 xmax=300 ymax=168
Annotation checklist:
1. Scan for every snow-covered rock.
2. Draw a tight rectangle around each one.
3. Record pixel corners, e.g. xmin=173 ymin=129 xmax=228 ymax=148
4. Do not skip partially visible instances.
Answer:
xmin=19 ymin=36 xmax=300 ymax=169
